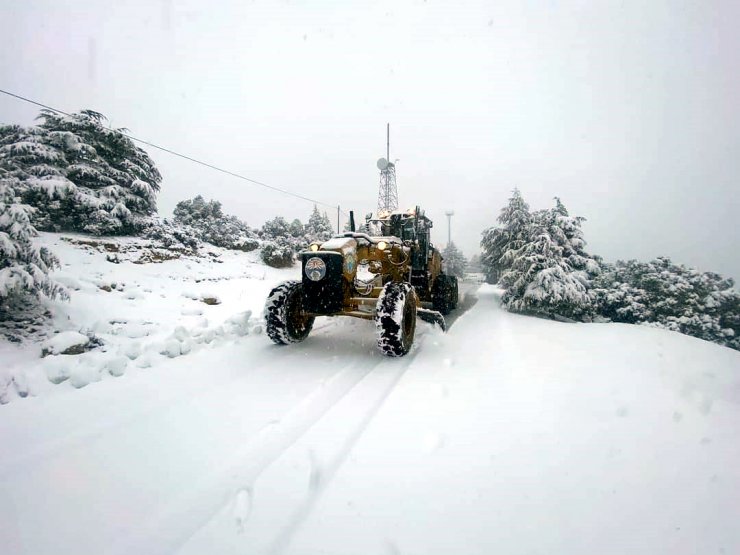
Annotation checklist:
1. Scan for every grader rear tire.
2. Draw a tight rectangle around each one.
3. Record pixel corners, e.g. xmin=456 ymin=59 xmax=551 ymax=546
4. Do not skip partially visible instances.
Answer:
xmin=432 ymin=275 xmax=453 ymax=315
xmin=449 ymin=276 xmax=459 ymax=310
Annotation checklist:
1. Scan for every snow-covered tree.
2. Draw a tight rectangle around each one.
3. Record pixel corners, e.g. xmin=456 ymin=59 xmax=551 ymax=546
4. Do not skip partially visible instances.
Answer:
xmin=0 ymin=110 xmax=162 ymax=235
xmin=289 ymin=218 xmax=305 ymax=238
xmin=442 ymin=242 xmax=467 ymax=278
xmin=0 ymin=180 xmax=68 ymax=313
xmin=261 ymin=216 xmax=291 ymax=239
xmin=257 ymin=206 xmax=335 ymax=266
xmin=467 ymin=253 xmax=483 ymax=273
xmin=480 ymin=188 xmax=531 ymax=284
xmin=173 ymin=195 xmax=257 ymax=251
xmin=498 ymin=197 xmax=599 ymax=320
xmin=305 ymin=205 xmax=333 ymax=242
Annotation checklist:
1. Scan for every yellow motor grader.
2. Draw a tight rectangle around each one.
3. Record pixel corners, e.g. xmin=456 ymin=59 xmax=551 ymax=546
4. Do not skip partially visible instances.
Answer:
xmin=264 ymin=207 xmax=458 ymax=356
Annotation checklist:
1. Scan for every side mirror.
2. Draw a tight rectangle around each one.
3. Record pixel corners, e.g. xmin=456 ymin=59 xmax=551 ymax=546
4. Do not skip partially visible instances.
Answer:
xmin=365 ymin=212 xmax=373 ymax=221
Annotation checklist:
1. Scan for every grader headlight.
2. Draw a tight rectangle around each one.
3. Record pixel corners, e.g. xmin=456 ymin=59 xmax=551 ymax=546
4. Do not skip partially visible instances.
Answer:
xmin=377 ymin=240 xmax=388 ymax=251
xmin=309 ymin=243 xmax=320 ymax=252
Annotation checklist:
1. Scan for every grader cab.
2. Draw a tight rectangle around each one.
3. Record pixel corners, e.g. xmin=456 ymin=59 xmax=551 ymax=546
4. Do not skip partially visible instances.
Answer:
xmin=264 ymin=207 xmax=458 ymax=356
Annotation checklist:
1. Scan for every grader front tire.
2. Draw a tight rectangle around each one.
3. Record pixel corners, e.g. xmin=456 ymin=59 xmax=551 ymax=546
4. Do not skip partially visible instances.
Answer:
xmin=264 ymin=280 xmax=315 ymax=345
xmin=375 ymin=282 xmax=417 ymax=357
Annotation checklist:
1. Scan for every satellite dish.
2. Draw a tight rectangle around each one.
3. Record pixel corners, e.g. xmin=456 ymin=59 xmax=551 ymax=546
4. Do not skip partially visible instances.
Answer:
xmin=376 ymin=157 xmax=389 ymax=170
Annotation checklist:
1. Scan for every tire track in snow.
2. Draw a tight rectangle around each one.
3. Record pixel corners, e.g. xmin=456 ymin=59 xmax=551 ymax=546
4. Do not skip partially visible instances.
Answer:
xmin=111 ymin=345 xmax=399 ymax=555
xmin=444 ymin=282 xmax=481 ymax=330
xmin=0 ymin=316 xmax=352 ymax=478
xmin=265 ymin=343 xmax=423 ymax=555
xmin=0 ymin=327 xmax=346 ymax=477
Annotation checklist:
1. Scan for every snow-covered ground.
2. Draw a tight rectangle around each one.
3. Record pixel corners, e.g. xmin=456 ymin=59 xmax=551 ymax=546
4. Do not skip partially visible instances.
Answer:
xmin=0 ymin=233 xmax=284 ymax=403
xmin=1 ymin=234 xmax=739 ymax=554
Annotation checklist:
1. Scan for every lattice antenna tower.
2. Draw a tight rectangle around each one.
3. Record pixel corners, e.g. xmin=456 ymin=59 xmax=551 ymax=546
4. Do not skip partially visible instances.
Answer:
xmin=376 ymin=123 xmax=398 ymax=213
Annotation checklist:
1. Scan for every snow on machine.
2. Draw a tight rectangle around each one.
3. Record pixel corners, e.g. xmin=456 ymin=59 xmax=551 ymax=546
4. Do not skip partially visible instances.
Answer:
xmin=264 ymin=207 xmax=459 ymax=356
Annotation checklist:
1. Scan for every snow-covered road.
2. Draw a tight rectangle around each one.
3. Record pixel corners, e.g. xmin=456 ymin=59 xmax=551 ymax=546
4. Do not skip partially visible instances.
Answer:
xmin=2 ymin=264 xmax=739 ymax=554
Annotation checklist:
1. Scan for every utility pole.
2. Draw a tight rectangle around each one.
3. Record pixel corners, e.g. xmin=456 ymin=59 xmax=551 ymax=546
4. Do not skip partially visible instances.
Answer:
xmin=337 ymin=205 xmax=340 ymax=234
xmin=445 ymin=210 xmax=454 ymax=247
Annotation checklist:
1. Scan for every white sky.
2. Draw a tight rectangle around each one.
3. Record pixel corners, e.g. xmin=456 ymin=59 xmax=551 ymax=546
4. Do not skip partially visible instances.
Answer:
xmin=1 ymin=0 xmax=738 ymax=279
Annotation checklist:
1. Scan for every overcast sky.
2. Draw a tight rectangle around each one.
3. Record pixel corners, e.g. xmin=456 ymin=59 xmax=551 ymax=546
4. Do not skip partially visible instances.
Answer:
xmin=1 ymin=0 xmax=738 ymax=279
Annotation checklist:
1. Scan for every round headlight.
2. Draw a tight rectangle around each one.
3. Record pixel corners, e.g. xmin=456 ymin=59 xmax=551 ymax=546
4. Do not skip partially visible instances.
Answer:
xmin=305 ymin=256 xmax=326 ymax=281
xmin=377 ymin=241 xmax=387 ymax=251
xmin=309 ymin=243 xmax=320 ymax=252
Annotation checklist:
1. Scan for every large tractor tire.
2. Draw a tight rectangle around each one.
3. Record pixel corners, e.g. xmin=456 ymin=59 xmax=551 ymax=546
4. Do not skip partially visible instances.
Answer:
xmin=449 ymin=276 xmax=459 ymax=310
xmin=432 ymin=275 xmax=456 ymax=315
xmin=375 ymin=282 xmax=417 ymax=357
xmin=264 ymin=280 xmax=315 ymax=345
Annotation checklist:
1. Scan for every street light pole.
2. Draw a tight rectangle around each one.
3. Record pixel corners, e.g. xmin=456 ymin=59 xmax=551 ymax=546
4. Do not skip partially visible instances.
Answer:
xmin=445 ymin=210 xmax=454 ymax=247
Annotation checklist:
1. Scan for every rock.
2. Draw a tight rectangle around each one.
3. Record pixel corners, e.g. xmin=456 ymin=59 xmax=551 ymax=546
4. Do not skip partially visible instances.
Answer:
xmin=200 ymin=296 xmax=221 ymax=305
xmin=41 ymin=331 xmax=92 ymax=357
xmin=45 ymin=360 xmax=70 ymax=384
xmin=122 ymin=342 xmax=142 ymax=360
xmin=106 ymin=356 xmax=129 ymax=377
xmin=159 ymin=340 xmax=182 ymax=358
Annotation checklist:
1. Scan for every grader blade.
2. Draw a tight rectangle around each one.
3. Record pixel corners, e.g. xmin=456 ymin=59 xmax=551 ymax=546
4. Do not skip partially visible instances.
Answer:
xmin=417 ymin=308 xmax=447 ymax=331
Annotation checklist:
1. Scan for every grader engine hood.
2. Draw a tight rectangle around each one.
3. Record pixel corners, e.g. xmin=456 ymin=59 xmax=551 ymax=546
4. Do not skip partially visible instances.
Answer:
xmin=300 ymin=237 xmax=357 ymax=315
xmin=317 ymin=237 xmax=358 ymax=275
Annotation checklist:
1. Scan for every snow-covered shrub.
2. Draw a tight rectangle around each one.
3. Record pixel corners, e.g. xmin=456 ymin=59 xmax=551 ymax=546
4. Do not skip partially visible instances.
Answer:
xmin=0 ymin=110 xmax=162 ymax=236
xmin=261 ymin=216 xmax=305 ymax=254
xmin=261 ymin=215 xmax=291 ymax=239
xmin=260 ymin=239 xmax=295 ymax=268
xmin=442 ymin=242 xmax=467 ymax=278
xmin=173 ymin=195 xmax=257 ymax=251
xmin=289 ymin=218 xmax=305 ymax=238
xmin=0 ymin=180 xmax=68 ymax=314
xmin=593 ymin=258 xmax=739 ymax=350
xmin=139 ymin=218 xmax=201 ymax=250
xmin=256 ymin=206 xmax=335 ymax=266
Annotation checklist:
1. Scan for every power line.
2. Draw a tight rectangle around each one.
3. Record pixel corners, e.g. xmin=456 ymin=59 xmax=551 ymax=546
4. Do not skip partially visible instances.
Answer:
xmin=0 ymin=88 xmax=349 ymax=215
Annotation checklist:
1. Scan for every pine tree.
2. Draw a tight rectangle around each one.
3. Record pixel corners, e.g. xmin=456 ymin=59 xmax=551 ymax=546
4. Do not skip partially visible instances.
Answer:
xmin=0 ymin=110 xmax=162 ymax=235
xmin=0 ymin=180 xmax=68 ymax=312
xmin=467 ymin=254 xmax=483 ymax=273
xmin=442 ymin=242 xmax=467 ymax=277
xmin=480 ymin=188 xmax=531 ymax=284
xmin=498 ymin=198 xmax=599 ymax=320
xmin=305 ymin=205 xmax=333 ymax=242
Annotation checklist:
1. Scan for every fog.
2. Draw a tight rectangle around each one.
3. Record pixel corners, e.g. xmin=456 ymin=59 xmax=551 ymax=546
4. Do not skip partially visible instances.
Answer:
xmin=1 ymin=0 xmax=738 ymax=279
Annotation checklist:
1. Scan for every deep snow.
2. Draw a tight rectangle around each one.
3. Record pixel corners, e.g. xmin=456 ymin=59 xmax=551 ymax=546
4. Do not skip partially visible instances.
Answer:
xmin=1 ymin=234 xmax=739 ymax=555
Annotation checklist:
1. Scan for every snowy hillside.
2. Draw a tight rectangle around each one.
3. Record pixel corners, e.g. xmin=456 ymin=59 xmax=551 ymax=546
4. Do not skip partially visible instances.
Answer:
xmin=0 ymin=232 xmax=287 ymax=403
xmin=1 ymin=236 xmax=739 ymax=555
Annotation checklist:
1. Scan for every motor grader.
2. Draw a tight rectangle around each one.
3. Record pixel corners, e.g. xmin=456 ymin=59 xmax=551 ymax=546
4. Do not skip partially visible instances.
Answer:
xmin=264 ymin=207 xmax=458 ymax=356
